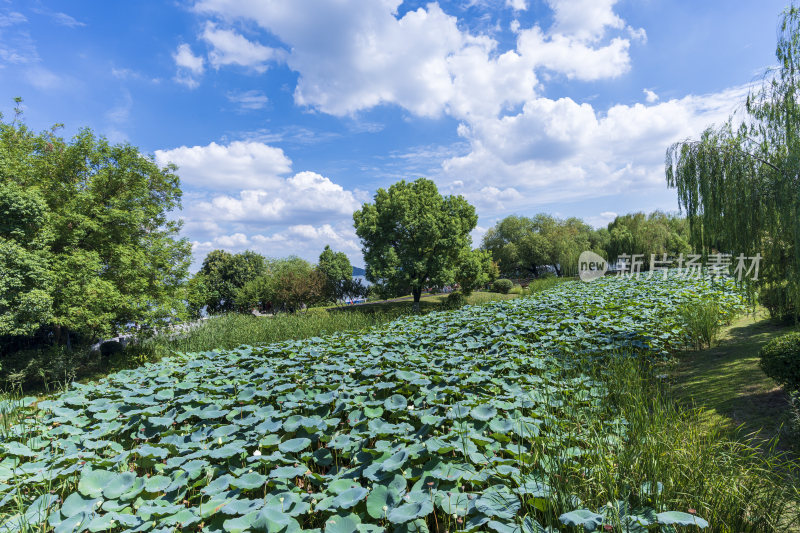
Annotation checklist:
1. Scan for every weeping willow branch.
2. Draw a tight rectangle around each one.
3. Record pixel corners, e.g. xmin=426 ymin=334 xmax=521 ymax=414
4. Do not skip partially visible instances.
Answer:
xmin=665 ymin=4 xmax=800 ymax=319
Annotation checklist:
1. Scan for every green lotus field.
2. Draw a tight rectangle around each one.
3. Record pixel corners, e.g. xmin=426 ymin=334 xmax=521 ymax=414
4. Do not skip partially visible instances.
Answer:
xmin=0 ymin=275 xmax=747 ymax=532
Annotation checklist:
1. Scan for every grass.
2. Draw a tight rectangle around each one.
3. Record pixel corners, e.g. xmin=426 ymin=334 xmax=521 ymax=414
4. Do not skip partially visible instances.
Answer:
xmin=671 ymin=308 xmax=799 ymax=450
xmin=578 ymin=355 xmax=800 ymax=532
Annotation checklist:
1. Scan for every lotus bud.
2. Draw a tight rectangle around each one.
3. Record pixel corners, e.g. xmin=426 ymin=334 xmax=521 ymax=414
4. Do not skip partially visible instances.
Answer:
xmin=253 ymin=450 xmax=262 ymax=457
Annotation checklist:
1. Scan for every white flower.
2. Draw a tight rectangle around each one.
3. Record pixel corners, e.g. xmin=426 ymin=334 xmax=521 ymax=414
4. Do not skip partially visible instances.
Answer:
xmin=348 ymin=368 xmax=355 ymax=373
xmin=253 ymin=450 xmax=262 ymax=457
xmin=408 ymin=405 xmax=414 ymax=411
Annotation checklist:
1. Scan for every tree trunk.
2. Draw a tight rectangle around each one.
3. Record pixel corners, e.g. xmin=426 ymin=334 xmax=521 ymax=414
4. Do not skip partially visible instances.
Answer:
xmin=412 ymin=287 xmax=422 ymax=312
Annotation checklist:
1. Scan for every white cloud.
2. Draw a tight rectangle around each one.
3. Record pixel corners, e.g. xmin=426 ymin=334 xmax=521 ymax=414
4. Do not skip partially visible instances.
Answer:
xmin=201 ymin=22 xmax=284 ymax=72
xmin=442 ymin=85 xmax=749 ymax=214
xmin=190 ymin=222 xmax=361 ymax=267
xmin=516 ymin=27 xmax=632 ymax=81
xmin=155 ymin=141 xmax=292 ymax=190
xmin=195 ymin=171 xmax=360 ymax=224
xmin=227 ymin=89 xmax=269 ymax=110
xmin=643 ymin=88 xmax=659 ymax=103
xmin=505 ymin=0 xmax=527 ymax=11
xmin=546 ymin=0 xmax=625 ymax=42
xmin=192 ymin=0 xmax=640 ymax=117
xmin=173 ymin=43 xmax=204 ymax=88
xmin=161 ymin=139 xmax=365 ymax=265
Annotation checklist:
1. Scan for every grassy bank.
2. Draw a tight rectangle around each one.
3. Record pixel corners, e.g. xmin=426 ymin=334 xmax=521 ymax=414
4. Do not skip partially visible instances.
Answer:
xmin=671 ymin=308 xmax=799 ymax=450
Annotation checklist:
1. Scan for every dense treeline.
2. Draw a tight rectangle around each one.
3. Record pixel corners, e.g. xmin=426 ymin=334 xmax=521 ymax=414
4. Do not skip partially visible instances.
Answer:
xmin=185 ymin=247 xmax=366 ymax=318
xmin=480 ymin=211 xmax=691 ymax=279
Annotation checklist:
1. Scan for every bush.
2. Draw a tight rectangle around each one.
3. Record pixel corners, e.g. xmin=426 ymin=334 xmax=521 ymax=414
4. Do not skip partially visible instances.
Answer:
xmin=443 ymin=291 xmax=466 ymax=310
xmin=759 ymin=283 xmax=797 ymax=322
xmin=493 ymin=278 xmax=513 ymax=294
xmin=509 ymin=284 xmax=524 ymax=295
xmin=759 ymin=332 xmax=800 ymax=392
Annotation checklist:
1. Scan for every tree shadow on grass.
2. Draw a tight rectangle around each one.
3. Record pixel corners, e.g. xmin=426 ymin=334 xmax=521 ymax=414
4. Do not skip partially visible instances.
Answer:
xmin=674 ymin=310 xmax=798 ymax=452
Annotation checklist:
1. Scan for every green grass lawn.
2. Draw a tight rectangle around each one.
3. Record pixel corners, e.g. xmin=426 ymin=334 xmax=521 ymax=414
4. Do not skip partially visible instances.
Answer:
xmin=672 ymin=308 xmax=799 ymax=451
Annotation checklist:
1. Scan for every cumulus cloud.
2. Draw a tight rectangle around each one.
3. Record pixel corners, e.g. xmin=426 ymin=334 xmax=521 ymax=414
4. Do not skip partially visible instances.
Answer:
xmin=173 ymin=43 xmax=204 ymax=88
xmin=194 ymin=171 xmax=360 ymax=224
xmin=545 ymin=0 xmax=625 ymax=42
xmin=201 ymin=22 xmax=284 ymax=72
xmin=190 ymin=222 xmax=361 ymax=266
xmin=155 ymin=141 xmax=292 ymax=190
xmin=643 ymin=88 xmax=659 ymax=103
xmin=442 ymin=85 xmax=749 ymax=214
xmin=190 ymin=0 xmax=641 ymax=118
xmin=160 ymin=140 xmax=365 ymax=266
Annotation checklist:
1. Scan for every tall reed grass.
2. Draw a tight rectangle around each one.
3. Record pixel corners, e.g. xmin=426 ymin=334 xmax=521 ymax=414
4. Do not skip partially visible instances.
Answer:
xmin=529 ymin=354 xmax=800 ymax=532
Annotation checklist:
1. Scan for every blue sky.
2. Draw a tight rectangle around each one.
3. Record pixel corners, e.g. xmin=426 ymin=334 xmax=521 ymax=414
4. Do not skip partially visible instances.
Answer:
xmin=0 ymin=0 xmax=788 ymax=268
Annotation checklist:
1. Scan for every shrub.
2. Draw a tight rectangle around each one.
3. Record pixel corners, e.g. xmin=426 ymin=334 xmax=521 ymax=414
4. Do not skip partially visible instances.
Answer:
xmin=679 ymin=300 xmax=721 ymax=350
xmin=443 ymin=291 xmax=466 ymax=310
xmin=759 ymin=283 xmax=797 ymax=322
xmin=759 ymin=332 xmax=800 ymax=392
xmin=509 ymin=284 xmax=524 ymax=295
xmin=493 ymin=278 xmax=513 ymax=294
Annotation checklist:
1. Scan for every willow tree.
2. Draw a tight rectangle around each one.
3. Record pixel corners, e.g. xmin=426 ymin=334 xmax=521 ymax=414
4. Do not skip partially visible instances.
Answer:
xmin=666 ymin=5 xmax=800 ymax=319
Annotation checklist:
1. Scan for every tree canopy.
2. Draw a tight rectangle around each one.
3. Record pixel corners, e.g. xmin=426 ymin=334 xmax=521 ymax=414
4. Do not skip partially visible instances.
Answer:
xmin=353 ymin=178 xmax=477 ymax=305
xmin=605 ymin=211 xmax=690 ymax=268
xmin=0 ymin=101 xmax=191 ymax=347
xmin=234 ymin=256 xmax=325 ymax=313
xmin=665 ymin=5 xmax=800 ymax=317
xmin=482 ymin=214 xmax=601 ymax=277
xmin=318 ymin=245 xmax=353 ymax=304
xmin=194 ymin=250 xmax=267 ymax=314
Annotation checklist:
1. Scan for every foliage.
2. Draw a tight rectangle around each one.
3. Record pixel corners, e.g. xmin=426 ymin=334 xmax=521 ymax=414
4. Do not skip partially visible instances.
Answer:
xmin=758 ymin=282 xmax=797 ymax=322
xmin=235 ymin=256 xmax=325 ymax=313
xmin=482 ymin=214 xmax=602 ymax=278
xmin=0 ymin=183 xmax=53 ymax=336
xmin=196 ymin=250 xmax=267 ymax=314
xmin=493 ymin=278 xmax=514 ymax=294
xmin=665 ymin=6 xmax=800 ymax=319
xmin=0 ymin=101 xmax=191 ymax=343
xmin=318 ymin=245 xmax=353 ymax=304
xmin=454 ymin=248 xmax=498 ymax=296
xmin=443 ymin=290 xmax=466 ymax=309
xmin=606 ymin=211 xmax=691 ymax=268
xmin=759 ymin=331 xmax=800 ymax=392
xmin=353 ymin=178 xmax=477 ymax=304
xmin=678 ymin=300 xmax=723 ymax=350
xmin=0 ymin=275 xmax=750 ymax=531
xmin=271 ymin=258 xmax=326 ymax=311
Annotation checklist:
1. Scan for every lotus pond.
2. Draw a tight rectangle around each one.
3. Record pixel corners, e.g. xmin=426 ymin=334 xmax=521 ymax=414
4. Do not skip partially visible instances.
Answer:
xmin=0 ymin=275 xmax=746 ymax=532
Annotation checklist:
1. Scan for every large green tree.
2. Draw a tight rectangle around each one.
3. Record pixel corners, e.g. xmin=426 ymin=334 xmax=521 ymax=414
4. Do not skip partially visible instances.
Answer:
xmin=665 ymin=5 xmax=800 ymax=317
xmin=195 ymin=249 xmax=267 ymax=314
xmin=317 ymin=245 xmax=353 ymax=304
xmin=0 ymin=101 xmax=191 ymax=347
xmin=353 ymin=178 xmax=477 ymax=307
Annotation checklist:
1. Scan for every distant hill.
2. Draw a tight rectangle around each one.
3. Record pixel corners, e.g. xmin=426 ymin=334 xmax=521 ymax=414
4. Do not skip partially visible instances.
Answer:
xmin=352 ymin=266 xmax=366 ymax=276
